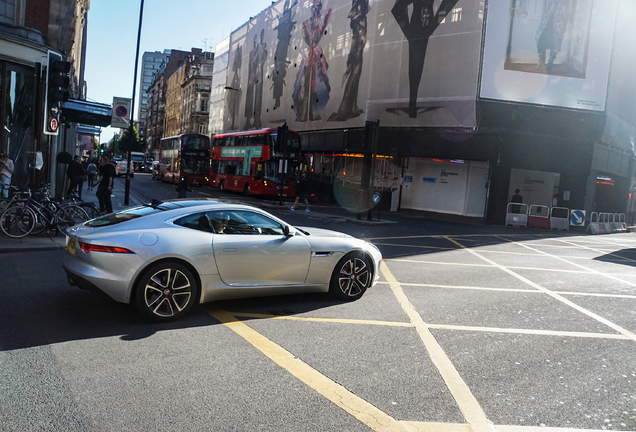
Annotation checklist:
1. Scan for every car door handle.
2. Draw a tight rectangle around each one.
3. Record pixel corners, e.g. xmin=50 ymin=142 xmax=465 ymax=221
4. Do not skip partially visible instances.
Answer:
xmin=223 ymin=248 xmax=237 ymax=253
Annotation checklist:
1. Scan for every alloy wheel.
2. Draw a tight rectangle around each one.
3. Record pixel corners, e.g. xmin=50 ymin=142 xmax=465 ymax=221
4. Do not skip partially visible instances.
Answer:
xmin=143 ymin=267 xmax=193 ymax=318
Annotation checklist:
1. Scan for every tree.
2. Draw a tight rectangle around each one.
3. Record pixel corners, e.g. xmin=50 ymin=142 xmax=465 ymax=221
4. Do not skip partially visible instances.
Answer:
xmin=114 ymin=125 xmax=143 ymax=156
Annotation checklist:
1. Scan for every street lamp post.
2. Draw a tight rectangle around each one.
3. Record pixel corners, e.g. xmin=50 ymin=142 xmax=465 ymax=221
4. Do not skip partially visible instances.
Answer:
xmin=124 ymin=0 xmax=145 ymax=206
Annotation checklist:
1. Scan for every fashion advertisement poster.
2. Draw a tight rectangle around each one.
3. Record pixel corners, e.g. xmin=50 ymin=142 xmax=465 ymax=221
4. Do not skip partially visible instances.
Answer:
xmin=223 ymin=0 xmax=483 ymax=133
xmin=480 ymin=0 xmax=617 ymax=111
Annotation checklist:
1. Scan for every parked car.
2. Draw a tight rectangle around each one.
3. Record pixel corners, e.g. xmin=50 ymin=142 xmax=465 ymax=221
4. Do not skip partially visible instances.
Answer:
xmin=62 ymin=200 xmax=382 ymax=321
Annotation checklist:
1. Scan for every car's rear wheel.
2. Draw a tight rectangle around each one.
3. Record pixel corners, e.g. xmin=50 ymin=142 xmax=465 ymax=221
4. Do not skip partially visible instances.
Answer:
xmin=134 ymin=261 xmax=199 ymax=321
xmin=329 ymin=252 xmax=372 ymax=300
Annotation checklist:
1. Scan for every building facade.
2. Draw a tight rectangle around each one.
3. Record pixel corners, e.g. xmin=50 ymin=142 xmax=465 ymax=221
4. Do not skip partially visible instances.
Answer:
xmin=208 ymin=37 xmax=229 ymax=138
xmin=215 ymin=0 xmax=636 ymax=225
xmin=0 ymin=0 xmax=90 ymax=195
xmin=137 ymin=50 xmax=169 ymax=140
xmin=180 ymin=51 xmax=213 ymax=135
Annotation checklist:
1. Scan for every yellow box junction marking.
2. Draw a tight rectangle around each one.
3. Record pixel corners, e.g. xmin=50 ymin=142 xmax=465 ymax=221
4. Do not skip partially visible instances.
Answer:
xmin=380 ymin=261 xmax=497 ymax=432
xmin=208 ymin=307 xmax=410 ymax=432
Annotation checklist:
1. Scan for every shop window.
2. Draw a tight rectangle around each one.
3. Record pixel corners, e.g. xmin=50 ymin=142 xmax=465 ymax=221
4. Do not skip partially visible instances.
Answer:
xmin=1 ymin=62 xmax=36 ymax=187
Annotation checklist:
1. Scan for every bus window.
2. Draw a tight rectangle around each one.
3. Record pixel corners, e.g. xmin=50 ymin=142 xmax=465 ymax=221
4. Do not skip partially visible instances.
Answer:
xmin=249 ymin=135 xmax=266 ymax=147
xmin=183 ymin=134 xmax=209 ymax=150
xmin=287 ymin=134 xmax=300 ymax=150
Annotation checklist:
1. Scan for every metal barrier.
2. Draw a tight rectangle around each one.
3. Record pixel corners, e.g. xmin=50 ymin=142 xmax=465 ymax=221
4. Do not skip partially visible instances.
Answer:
xmin=550 ymin=207 xmax=569 ymax=231
xmin=528 ymin=205 xmax=550 ymax=229
xmin=505 ymin=203 xmax=528 ymax=227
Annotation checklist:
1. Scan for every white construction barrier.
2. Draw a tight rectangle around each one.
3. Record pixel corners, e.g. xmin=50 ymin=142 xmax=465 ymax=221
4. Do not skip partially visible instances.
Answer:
xmin=587 ymin=212 xmax=627 ymax=234
xmin=550 ymin=207 xmax=570 ymax=231
xmin=506 ymin=203 xmax=528 ymax=227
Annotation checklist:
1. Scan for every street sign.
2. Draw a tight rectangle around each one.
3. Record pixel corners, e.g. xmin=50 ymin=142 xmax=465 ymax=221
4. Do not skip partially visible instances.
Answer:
xmin=111 ymin=97 xmax=131 ymax=128
xmin=570 ymin=210 xmax=586 ymax=226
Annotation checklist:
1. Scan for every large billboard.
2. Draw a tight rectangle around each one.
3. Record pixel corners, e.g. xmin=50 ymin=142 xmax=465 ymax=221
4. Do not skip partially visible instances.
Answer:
xmin=223 ymin=0 xmax=484 ymax=133
xmin=480 ymin=0 xmax=618 ymax=111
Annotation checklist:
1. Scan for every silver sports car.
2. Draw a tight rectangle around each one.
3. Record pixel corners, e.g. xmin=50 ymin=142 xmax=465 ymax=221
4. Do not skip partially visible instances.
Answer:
xmin=63 ymin=199 xmax=382 ymax=321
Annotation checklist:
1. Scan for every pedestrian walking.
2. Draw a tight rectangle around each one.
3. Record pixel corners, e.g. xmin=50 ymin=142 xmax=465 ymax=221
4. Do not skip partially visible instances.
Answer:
xmin=0 ymin=150 xmax=14 ymax=200
xmin=176 ymin=175 xmax=192 ymax=199
xmin=289 ymin=172 xmax=311 ymax=212
xmin=94 ymin=155 xmax=116 ymax=214
xmin=87 ymin=159 xmax=97 ymax=190
xmin=67 ymin=155 xmax=85 ymax=198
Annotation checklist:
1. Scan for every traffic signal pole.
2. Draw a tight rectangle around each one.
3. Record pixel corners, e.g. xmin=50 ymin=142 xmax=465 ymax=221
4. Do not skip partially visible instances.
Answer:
xmin=124 ymin=0 xmax=145 ymax=206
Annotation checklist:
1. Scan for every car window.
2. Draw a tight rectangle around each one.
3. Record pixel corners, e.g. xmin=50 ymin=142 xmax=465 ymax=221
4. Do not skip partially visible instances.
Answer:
xmin=207 ymin=210 xmax=284 ymax=235
xmin=174 ymin=212 xmax=215 ymax=233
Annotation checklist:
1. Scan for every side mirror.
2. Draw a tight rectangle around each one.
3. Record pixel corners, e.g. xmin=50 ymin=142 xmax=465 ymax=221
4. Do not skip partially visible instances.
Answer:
xmin=283 ymin=225 xmax=296 ymax=237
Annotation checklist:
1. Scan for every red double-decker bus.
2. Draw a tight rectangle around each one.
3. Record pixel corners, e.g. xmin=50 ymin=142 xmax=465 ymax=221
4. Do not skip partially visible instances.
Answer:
xmin=158 ymin=133 xmax=211 ymax=185
xmin=209 ymin=128 xmax=301 ymax=197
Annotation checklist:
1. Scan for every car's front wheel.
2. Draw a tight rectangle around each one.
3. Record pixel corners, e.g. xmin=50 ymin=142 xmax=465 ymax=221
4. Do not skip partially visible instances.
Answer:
xmin=134 ymin=261 xmax=199 ymax=321
xmin=329 ymin=252 xmax=372 ymax=300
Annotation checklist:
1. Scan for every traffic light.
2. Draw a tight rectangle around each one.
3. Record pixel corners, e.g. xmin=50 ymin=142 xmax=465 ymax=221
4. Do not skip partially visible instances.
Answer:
xmin=43 ymin=50 xmax=70 ymax=135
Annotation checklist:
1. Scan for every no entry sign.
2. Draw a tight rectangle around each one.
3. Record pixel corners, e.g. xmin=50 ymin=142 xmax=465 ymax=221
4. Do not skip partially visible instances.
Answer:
xmin=111 ymin=97 xmax=131 ymax=128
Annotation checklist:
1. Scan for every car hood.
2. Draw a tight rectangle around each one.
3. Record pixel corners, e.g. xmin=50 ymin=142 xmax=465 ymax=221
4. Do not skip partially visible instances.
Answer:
xmin=296 ymin=226 xmax=353 ymax=239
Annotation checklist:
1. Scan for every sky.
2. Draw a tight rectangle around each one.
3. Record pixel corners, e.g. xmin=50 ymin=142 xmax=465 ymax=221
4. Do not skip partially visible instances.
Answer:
xmin=84 ymin=0 xmax=275 ymax=143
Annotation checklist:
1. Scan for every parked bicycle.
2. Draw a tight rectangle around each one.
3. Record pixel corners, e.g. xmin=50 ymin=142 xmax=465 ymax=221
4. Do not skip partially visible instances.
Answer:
xmin=0 ymin=187 xmax=89 ymax=238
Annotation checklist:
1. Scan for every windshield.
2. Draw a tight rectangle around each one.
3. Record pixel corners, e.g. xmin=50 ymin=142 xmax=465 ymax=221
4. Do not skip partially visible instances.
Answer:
xmin=85 ymin=205 xmax=166 ymax=227
xmin=182 ymin=152 xmax=210 ymax=175
xmin=182 ymin=134 xmax=210 ymax=151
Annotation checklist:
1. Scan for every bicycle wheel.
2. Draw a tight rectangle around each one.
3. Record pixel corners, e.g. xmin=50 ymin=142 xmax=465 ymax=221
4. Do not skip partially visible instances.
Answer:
xmin=1 ymin=204 xmax=36 ymax=238
xmin=30 ymin=202 xmax=59 ymax=235
xmin=79 ymin=202 xmax=100 ymax=219
xmin=55 ymin=205 xmax=89 ymax=231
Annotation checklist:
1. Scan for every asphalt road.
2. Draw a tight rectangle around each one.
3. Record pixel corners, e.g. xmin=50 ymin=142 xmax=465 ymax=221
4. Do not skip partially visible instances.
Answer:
xmin=1 ymin=175 xmax=635 ymax=431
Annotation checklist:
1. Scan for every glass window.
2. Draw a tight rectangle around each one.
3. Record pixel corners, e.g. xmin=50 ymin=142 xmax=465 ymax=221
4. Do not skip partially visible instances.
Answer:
xmin=207 ymin=210 xmax=284 ymax=235
xmin=155 ymin=57 xmax=165 ymax=62
xmin=143 ymin=71 xmax=153 ymax=76
xmin=144 ymin=64 xmax=153 ymax=69
xmin=174 ymin=212 xmax=215 ymax=233
xmin=2 ymin=63 xmax=36 ymax=187
xmin=143 ymin=78 xmax=152 ymax=84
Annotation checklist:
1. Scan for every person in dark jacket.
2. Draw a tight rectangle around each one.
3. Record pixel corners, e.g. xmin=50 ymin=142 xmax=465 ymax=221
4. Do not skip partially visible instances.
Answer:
xmin=94 ymin=155 xmax=116 ymax=214
xmin=176 ymin=175 xmax=192 ymax=198
xmin=289 ymin=172 xmax=311 ymax=212
xmin=67 ymin=155 xmax=85 ymax=198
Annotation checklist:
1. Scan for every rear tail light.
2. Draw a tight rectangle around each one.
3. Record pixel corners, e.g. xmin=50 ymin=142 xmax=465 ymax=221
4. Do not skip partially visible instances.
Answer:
xmin=79 ymin=242 xmax=135 ymax=254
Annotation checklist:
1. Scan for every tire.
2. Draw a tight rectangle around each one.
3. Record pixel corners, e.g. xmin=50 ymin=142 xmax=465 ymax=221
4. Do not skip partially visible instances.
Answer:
xmin=55 ymin=205 xmax=89 ymax=231
xmin=134 ymin=261 xmax=199 ymax=321
xmin=219 ymin=180 xmax=224 ymax=191
xmin=329 ymin=252 xmax=373 ymax=301
xmin=243 ymin=183 xmax=251 ymax=197
xmin=1 ymin=205 xmax=36 ymax=238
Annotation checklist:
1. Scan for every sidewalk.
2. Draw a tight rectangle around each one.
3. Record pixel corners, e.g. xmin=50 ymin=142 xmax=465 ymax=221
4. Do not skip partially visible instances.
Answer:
xmin=0 ymin=180 xmax=144 ymax=253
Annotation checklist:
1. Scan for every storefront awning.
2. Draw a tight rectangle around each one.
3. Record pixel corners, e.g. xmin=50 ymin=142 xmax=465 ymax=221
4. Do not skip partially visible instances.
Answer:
xmin=62 ymin=99 xmax=112 ymax=127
